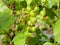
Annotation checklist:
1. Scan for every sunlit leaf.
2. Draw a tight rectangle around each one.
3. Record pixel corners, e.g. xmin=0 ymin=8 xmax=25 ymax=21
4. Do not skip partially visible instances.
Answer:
xmin=13 ymin=32 xmax=26 ymax=45
xmin=25 ymin=0 xmax=32 ymax=6
xmin=0 ymin=14 xmax=16 ymax=30
xmin=47 ymin=0 xmax=60 ymax=8
xmin=0 ymin=2 xmax=16 ymax=30
xmin=43 ymin=42 xmax=53 ymax=45
xmin=53 ymin=19 xmax=60 ymax=43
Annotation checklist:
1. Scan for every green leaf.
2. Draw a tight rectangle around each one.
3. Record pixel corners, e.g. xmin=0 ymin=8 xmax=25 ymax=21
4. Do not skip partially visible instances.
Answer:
xmin=15 ymin=1 xmax=27 ymax=11
xmin=13 ymin=32 xmax=26 ymax=45
xmin=0 ymin=14 xmax=16 ymax=30
xmin=47 ymin=0 xmax=60 ymax=8
xmin=25 ymin=0 xmax=32 ymax=6
xmin=0 ymin=3 xmax=16 ymax=30
xmin=45 ymin=8 xmax=56 ymax=19
xmin=28 ymin=37 xmax=38 ymax=45
xmin=0 ymin=0 xmax=5 ymax=5
xmin=0 ymin=0 xmax=16 ymax=30
xmin=53 ymin=19 xmax=60 ymax=43
xmin=15 ymin=0 xmax=24 ymax=2
xmin=43 ymin=42 xmax=53 ymax=45
xmin=9 ymin=0 xmax=14 ymax=3
xmin=41 ymin=0 xmax=60 ymax=8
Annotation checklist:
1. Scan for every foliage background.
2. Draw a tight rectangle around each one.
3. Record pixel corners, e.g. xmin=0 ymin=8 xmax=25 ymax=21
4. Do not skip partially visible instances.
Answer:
xmin=0 ymin=0 xmax=60 ymax=45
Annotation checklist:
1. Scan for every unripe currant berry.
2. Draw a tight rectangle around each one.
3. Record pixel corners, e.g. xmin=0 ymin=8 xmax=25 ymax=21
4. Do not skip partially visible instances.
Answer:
xmin=29 ymin=17 xmax=36 ymax=24
xmin=26 ymin=6 xmax=31 ymax=12
xmin=31 ymin=27 xmax=36 ymax=32
xmin=40 ymin=8 xmax=46 ymax=16
xmin=30 ymin=10 xmax=36 ymax=17
xmin=34 ymin=6 xmax=39 ymax=11
xmin=27 ymin=33 xmax=32 ymax=37
xmin=27 ymin=20 xmax=32 ymax=25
